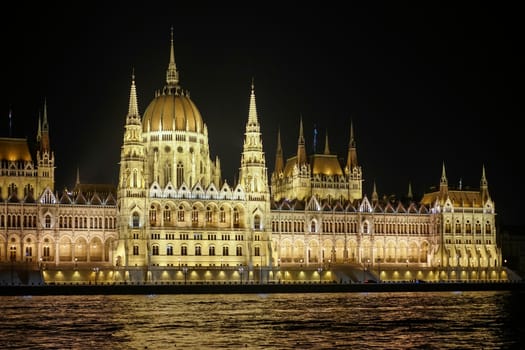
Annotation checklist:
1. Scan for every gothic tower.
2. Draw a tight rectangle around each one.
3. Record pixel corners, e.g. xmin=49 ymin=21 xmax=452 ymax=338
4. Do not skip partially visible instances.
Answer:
xmin=238 ymin=81 xmax=269 ymax=199
xmin=238 ymin=81 xmax=272 ymax=266
xmin=345 ymin=120 xmax=362 ymax=201
xmin=36 ymin=100 xmax=55 ymax=194
xmin=116 ymin=72 xmax=147 ymax=268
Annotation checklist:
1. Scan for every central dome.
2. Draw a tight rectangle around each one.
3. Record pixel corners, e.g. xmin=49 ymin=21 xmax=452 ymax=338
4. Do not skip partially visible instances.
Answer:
xmin=142 ymin=93 xmax=204 ymax=133
xmin=142 ymin=30 xmax=205 ymax=134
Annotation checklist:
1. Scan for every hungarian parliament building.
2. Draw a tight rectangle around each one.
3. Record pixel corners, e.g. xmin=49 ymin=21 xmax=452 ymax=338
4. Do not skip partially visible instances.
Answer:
xmin=0 ymin=34 xmax=503 ymax=283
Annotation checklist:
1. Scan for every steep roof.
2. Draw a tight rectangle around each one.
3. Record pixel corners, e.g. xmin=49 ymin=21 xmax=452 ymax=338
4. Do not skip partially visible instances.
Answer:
xmin=0 ymin=137 xmax=32 ymax=162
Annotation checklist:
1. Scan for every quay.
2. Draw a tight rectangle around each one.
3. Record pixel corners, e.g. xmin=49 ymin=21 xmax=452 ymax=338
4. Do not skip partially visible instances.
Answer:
xmin=1 ymin=280 xmax=524 ymax=296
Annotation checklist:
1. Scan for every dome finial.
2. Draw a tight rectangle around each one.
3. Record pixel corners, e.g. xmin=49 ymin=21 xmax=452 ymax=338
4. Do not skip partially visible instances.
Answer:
xmin=166 ymin=26 xmax=179 ymax=88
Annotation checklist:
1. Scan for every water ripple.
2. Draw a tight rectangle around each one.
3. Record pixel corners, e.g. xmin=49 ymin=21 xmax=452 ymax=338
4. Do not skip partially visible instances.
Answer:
xmin=0 ymin=291 xmax=524 ymax=349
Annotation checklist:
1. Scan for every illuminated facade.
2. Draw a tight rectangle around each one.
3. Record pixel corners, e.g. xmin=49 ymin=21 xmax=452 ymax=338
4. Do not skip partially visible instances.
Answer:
xmin=0 ymin=33 xmax=503 ymax=283
xmin=114 ymin=32 xmax=272 ymax=277
xmin=0 ymin=103 xmax=118 ymax=275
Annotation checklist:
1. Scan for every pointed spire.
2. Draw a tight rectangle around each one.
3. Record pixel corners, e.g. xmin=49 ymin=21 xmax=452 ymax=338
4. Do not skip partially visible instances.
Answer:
xmin=248 ymin=78 xmax=258 ymax=124
xmin=39 ymin=99 xmax=50 ymax=153
xmin=323 ymin=130 xmax=330 ymax=155
xmin=407 ymin=181 xmax=413 ymax=199
xmin=37 ymin=112 xmax=42 ymax=142
xmin=480 ymin=164 xmax=490 ymax=202
xmin=296 ymin=116 xmax=307 ymax=166
xmin=166 ymin=26 xmax=179 ymax=87
xmin=126 ymin=69 xmax=140 ymax=124
xmin=440 ymin=162 xmax=447 ymax=186
xmin=480 ymin=164 xmax=488 ymax=187
xmin=439 ymin=161 xmax=448 ymax=197
xmin=372 ymin=181 xmax=378 ymax=203
xmin=346 ymin=120 xmax=359 ymax=171
xmin=76 ymin=167 xmax=80 ymax=185
xmin=275 ymin=127 xmax=284 ymax=174
xmin=349 ymin=120 xmax=355 ymax=148
xmin=42 ymin=98 xmax=49 ymax=132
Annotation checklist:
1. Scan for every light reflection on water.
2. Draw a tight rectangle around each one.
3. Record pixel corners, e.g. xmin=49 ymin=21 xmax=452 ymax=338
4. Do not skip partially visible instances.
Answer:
xmin=1 ymin=291 xmax=523 ymax=349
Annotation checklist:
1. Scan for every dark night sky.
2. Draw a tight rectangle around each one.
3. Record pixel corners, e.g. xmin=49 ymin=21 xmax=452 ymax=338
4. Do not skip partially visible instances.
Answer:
xmin=1 ymin=3 xmax=521 ymax=226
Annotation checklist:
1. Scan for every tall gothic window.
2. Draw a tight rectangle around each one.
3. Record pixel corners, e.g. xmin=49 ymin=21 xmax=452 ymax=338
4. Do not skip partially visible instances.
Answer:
xmin=45 ymin=215 xmax=52 ymax=228
xmin=220 ymin=207 xmax=226 ymax=223
xmin=132 ymin=169 xmax=138 ymax=188
xmin=192 ymin=206 xmax=199 ymax=224
xmin=132 ymin=212 xmax=140 ymax=228
xmin=164 ymin=205 xmax=171 ymax=223
xmin=165 ymin=163 xmax=172 ymax=184
xmin=206 ymin=207 xmax=212 ymax=223
xmin=254 ymin=215 xmax=260 ymax=230
xmin=178 ymin=206 xmax=185 ymax=221
xmin=8 ymin=183 xmax=17 ymax=197
xmin=233 ymin=208 xmax=240 ymax=227
xmin=149 ymin=206 xmax=157 ymax=226
xmin=177 ymin=162 xmax=184 ymax=188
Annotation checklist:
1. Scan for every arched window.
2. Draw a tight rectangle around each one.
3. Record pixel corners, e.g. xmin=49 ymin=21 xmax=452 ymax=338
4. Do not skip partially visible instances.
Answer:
xmin=132 ymin=169 xmax=138 ymax=188
xmin=310 ymin=220 xmax=316 ymax=233
xmin=8 ymin=183 xmax=17 ymax=197
xmin=195 ymin=246 xmax=202 ymax=256
xmin=192 ymin=206 xmax=199 ymax=224
xmin=222 ymin=246 xmax=229 ymax=256
xmin=206 ymin=206 xmax=212 ymax=223
xmin=163 ymin=205 xmax=171 ymax=223
xmin=164 ymin=163 xmax=171 ymax=184
xmin=132 ymin=212 xmax=140 ymax=228
xmin=466 ymin=221 xmax=472 ymax=234
xmin=10 ymin=245 xmax=17 ymax=261
xmin=45 ymin=215 xmax=52 ymax=228
xmin=177 ymin=162 xmax=184 ymax=188
xmin=178 ymin=206 xmax=185 ymax=221
xmin=234 ymin=208 xmax=240 ymax=226
xmin=209 ymin=246 xmax=215 ymax=256
xmin=254 ymin=214 xmax=261 ymax=230
xmin=149 ymin=205 xmax=157 ymax=226
xmin=445 ymin=221 xmax=451 ymax=234
xmin=152 ymin=245 xmax=159 ymax=256
xmin=167 ymin=245 xmax=173 ymax=256
xmin=236 ymin=246 xmax=243 ymax=256
xmin=43 ymin=245 xmax=50 ymax=258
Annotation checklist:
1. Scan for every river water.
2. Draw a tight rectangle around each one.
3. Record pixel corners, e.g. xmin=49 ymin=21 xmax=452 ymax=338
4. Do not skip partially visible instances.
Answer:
xmin=1 ymin=291 xmax=523 ymax=349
